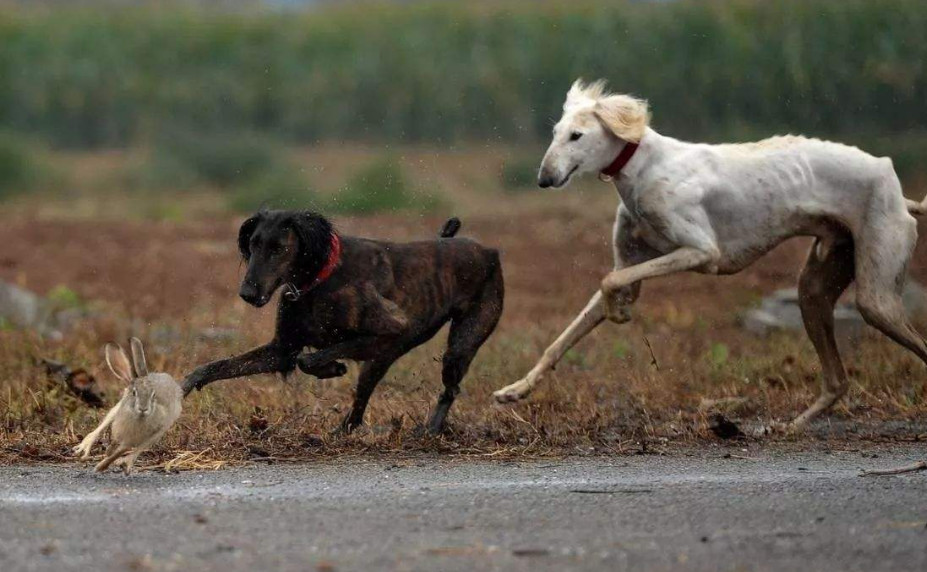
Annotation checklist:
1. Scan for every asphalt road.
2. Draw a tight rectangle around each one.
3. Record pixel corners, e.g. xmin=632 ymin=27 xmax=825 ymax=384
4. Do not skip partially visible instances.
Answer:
xmin=1 ymin=446 xmax=926 ymax=572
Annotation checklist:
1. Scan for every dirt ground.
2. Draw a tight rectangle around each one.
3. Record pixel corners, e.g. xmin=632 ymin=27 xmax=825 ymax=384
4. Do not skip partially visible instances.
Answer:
xmin=2 ymin=149 xmax=927 ymax=466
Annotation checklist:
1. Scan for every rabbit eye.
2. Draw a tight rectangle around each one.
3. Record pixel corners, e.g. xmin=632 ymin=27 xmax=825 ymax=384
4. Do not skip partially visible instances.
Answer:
xmin=569 ymin=132 xmax=583 ymax=142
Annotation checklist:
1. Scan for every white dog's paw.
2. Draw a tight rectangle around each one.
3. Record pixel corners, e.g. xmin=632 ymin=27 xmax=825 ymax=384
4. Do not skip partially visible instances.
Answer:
xmin=493 ymin=379 xmax=533 ymax=403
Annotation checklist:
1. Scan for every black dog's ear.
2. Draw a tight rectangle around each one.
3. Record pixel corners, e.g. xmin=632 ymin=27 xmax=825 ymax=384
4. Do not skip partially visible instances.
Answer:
xmin=238 ymin=213 xmax=262 ymax=260
xmin=289 ymin=211 xmax=334 ymax=271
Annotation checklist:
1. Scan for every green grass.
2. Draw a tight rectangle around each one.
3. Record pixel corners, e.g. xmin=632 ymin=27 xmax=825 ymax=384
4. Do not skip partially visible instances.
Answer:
xmin=46 ymin=285 xmax=84 ymax=310
xmin=325 ymin=155 xmax=442 ymax=215
xmin=228 ymin=163 xmax=317 ymax=213
xmin=126 ymin=129 xmax=319 ymax=213
xmin=0 ymin=132 xmax=49 ymax=199
xmin=133 ymin=130 xmax=285 ymax=191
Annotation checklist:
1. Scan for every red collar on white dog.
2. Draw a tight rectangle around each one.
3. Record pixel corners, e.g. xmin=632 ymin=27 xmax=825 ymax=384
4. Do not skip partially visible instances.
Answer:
xmin=600 ymin=142 xmax=639 ymax=179
xmin=284 ymin=233 xmax=342 ymax=302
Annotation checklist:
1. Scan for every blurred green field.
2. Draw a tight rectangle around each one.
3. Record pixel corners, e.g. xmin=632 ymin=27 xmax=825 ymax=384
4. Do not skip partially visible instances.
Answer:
xmin=2 ymin=0 xmax=927 ymax=212
xmin=0 ymin=0 xmax=924 ymax=149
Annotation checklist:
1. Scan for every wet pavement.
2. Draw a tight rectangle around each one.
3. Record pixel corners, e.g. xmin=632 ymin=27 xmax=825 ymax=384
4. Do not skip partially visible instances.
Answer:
xmin=1 ymin=445 xmax=926 ymax=571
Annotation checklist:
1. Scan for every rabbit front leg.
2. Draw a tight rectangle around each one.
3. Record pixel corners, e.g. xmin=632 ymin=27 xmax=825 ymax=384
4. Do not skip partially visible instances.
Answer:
xmin=119 ymin=432 xmax=164 ymax=475
xmin=113 ymin=448 xmax=143 ymax=475
xmin=73 ymin=395 xmax=126 ymax=458
xmin=94 ymin=445 xmax=130 ymax=473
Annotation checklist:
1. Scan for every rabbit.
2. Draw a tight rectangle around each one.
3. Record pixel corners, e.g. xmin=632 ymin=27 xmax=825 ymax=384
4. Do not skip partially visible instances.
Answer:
xmin=72 ymin=338 xmax=182 ymax=474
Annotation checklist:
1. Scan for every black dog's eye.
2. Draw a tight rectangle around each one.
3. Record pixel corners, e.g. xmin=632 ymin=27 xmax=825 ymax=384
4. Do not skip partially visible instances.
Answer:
xmin=569 ymin=132 xmax=583 ymax=141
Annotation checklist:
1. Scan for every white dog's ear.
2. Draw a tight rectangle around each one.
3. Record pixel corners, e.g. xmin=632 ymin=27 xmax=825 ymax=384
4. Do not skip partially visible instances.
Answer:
xmin=594 ymin=95 xmax=650 ymax=143
xmin=564 ymin=78 xmax=607 ymax=111
xmin=105 ymin=343 xmax=134 ymax=382
xmin=564 ymin=79 xmax=587 ymax=110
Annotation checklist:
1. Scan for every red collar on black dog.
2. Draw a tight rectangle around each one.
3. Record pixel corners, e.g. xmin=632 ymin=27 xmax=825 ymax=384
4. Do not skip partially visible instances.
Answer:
xmin=600 ymin=142 xmax=639 ymax=179
xmin=284 ymin=233 xmax=342 ymax=302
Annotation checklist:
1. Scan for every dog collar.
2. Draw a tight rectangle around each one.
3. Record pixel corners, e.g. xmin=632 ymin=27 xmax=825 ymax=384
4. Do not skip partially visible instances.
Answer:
xmin=600 ymin=142 xmax=639 ymax=179
xmin=283 ymin=233 xmax=342 ymax=302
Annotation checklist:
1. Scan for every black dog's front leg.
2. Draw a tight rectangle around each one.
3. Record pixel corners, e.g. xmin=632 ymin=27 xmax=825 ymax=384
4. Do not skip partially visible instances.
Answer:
xmin=182 ymin=343 xmax=297 ymax=397
xmin=296 ymin=337 xmax=380 ymax=376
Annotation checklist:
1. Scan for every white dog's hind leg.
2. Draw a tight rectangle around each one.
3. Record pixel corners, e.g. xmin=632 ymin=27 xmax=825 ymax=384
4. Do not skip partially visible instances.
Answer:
xmin=493 ymin=291 xmax=609 ymax=403
xmin=789 ymin=237 xmax=855 ymax=431
xmin=855 ymin=216 xmax=927 ymax=365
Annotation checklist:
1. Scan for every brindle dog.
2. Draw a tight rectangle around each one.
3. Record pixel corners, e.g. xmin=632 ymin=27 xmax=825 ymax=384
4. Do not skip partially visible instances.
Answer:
xmin=182 ymin=210 xmax=503 ymax=434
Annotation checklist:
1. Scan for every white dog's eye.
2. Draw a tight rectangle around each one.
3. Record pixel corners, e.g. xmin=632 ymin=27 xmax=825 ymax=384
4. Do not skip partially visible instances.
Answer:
xmin=569 ymin=132 xmax=583 ymax=142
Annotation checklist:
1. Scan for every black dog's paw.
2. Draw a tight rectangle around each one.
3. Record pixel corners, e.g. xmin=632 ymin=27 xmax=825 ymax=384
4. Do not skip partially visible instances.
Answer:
xmin=181 ymin=373 xmax=204 ymax=397
xmin=313 ymin=361 xmax=348 ymax=379
xmin=297 ymin=354 xmax=347 ymax=379
xmin=296 ymin=352 xmax=322 ymax=374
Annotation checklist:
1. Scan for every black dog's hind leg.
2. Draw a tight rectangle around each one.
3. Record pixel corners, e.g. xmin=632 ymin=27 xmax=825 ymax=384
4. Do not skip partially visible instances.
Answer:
xmin=182 ymin=342 xmax=298 ymax=396
xmin=427 ymin=266 xmax=504 ymax=434
xmin=339 ymin=357 xmax=398 ymax=433
xmin=302 ymin=360 xmax=347 ymax=379
xmin=296 ymin=336 xmax=381 ymax=375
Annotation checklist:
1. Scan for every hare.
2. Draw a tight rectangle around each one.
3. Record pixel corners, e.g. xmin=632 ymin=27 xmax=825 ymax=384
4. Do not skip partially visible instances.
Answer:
xmin=72 ymin=338 xmax=182 ymax=474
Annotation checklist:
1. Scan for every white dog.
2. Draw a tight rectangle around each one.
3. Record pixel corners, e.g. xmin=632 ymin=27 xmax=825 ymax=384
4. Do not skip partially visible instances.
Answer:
xmin=493 ymin=79 xmax=927 ymax=430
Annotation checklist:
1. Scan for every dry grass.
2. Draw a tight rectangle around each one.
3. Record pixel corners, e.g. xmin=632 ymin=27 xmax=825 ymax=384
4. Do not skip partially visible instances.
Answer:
xmin=2 ymin=146 xmax=927 ymax=468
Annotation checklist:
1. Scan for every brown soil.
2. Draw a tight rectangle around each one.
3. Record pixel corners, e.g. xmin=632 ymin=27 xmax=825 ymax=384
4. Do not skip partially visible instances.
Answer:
xmin=3 ymin=203 xmax=927 ymax=466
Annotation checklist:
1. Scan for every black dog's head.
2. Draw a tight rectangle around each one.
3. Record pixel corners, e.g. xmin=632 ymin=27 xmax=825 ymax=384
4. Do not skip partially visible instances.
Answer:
xmin=237 ymin=210 xmax=334 ymax=307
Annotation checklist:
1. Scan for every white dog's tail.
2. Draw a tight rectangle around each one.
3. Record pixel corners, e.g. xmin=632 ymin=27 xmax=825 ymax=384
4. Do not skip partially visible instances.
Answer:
xmin=906 ymin=197 xmax=927 ymax=216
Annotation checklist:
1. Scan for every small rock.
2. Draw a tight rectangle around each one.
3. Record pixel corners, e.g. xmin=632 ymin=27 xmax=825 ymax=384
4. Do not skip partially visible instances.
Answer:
xmin=708 ymin=413 xmax=745 ymax=440
xmin=0 ymin=280 xmax=94 ymax=338
xmin=741 ymin=282 xmax=927 ymax=345
xmin=0 ymin=280 xmax=52 ymax=330
xmin=512 ymin=548 xmax=550 ymax=557
xmin=304 ymin=435 xmax=325 ymax=448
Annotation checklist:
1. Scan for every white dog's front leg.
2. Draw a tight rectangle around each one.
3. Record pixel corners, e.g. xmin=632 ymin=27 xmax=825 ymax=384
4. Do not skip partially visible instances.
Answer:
xmin=493 ymin=291 xmax=608 ymax=403
xmin=601 ymin=247 xmax=714 ymax=322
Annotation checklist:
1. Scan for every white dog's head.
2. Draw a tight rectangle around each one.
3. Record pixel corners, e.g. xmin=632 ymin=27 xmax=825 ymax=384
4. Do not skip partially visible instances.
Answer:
xmin=538 ymin=79 xmax=650 ymax=188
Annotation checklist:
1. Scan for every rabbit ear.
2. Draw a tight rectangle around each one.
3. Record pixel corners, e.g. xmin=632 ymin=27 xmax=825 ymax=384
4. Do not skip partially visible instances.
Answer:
xmin=129 ymin=337 xmax=148 ymax=377
xmin=105 ymin=343 xmax=133 ymax=382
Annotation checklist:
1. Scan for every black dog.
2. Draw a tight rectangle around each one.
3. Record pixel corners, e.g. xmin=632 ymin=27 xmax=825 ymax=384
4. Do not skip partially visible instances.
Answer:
xmin=182 ymin=210 xmax=503 ymax=434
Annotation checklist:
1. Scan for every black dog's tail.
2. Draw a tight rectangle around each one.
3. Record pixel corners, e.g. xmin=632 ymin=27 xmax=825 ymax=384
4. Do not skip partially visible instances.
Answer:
xmin=439 ymin=217 xmax=462 ymax=238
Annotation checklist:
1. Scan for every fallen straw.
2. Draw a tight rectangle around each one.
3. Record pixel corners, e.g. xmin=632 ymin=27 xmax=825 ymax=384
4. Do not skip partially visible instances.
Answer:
xmin=859 ymin=460 xmax=927 ymax=477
